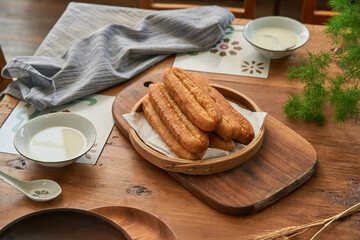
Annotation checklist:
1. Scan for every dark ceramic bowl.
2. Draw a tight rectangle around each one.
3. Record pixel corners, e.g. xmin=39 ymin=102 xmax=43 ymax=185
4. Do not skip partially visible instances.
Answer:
xmin=0 ymin=208 xmax=132 ymax=240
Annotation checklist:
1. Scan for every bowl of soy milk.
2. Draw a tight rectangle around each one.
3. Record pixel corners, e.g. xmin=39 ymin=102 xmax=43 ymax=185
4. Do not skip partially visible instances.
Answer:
xmin=14 ymin=112 xmax=96 ymax=167
xmin=243 ymin=16 xmax=309 ymax=59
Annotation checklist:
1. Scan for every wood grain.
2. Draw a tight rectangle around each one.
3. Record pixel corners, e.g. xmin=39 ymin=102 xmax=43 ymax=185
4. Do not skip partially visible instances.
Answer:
xmin=1 ymin=10 xmax=360 ymax=240
xmin=0 ymin=47 xmax=12 ymax=92
xmin=91 ymin=206 xmax=177 ymax=240
xmin=140 ymin=0 xmax=256 ymax=18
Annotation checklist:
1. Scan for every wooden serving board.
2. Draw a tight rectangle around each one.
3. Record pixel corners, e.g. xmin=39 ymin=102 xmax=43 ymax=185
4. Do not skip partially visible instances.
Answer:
xmin=112 ymin=60 xmax=318 ymax=215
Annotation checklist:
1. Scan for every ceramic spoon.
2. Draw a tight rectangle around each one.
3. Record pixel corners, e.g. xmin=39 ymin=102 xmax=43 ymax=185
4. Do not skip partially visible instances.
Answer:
xmin=0 ymin=169 xmax=62 ymax=202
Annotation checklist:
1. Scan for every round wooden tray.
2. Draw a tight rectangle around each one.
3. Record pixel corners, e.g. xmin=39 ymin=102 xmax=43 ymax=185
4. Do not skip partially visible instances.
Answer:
xmin=129 ymin=84 xmax=265 ymax=175
xmin=91 ymin=206 xmax=177 ymax=240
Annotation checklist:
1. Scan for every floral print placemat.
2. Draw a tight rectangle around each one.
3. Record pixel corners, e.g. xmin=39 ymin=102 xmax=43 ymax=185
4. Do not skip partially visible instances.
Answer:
xmin=172 ymin=25 xmax=270 ymax=78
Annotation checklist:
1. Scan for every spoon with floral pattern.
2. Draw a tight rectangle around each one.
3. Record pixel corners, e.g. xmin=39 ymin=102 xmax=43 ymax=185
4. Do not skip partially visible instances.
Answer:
xmin=0 ymin=169 xmax=61 ymax=202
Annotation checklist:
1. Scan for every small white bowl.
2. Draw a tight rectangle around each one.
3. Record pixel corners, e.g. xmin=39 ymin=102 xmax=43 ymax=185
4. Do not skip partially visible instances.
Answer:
xmin=243 ymin=16 xmax=309 ymax=59
xmin=14 ymin=112 xmax=96 ymax=167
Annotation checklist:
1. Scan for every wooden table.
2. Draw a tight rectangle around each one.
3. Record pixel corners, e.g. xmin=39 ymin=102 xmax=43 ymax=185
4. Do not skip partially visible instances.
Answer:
xmin=1 ymin=11 xmax=360 ymax=240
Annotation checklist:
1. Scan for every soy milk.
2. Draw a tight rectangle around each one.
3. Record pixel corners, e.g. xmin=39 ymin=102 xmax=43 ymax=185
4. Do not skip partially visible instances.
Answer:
xmin=27 ymin=126 xmax=86 ymax=161
xmin=251 ymin=27 xmax=299 ymax=51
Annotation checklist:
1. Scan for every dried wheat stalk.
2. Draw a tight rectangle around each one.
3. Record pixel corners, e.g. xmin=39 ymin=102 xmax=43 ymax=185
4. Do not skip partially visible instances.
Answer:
xmin=243 ymin=201 xmax=360 ymax=240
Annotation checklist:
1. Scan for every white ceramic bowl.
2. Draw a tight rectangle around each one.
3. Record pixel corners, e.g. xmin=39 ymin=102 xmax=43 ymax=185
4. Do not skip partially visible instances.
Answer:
xmin=243 ymin=16 xmax=309 ymax=59
xmin=14 ymin=112 xmax=96 ymax=167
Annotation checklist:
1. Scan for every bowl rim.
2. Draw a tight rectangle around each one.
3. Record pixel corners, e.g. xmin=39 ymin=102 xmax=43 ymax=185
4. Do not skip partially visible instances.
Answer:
xmin=243 ymin=16 xmax=310 ymax=53
xmin=13 ymin=112 xmax=97 ymax=164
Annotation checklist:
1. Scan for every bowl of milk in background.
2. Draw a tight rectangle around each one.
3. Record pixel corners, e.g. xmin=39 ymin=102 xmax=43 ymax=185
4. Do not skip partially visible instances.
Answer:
xmin=14 ymin=112 xmax=96 ymax=167
xmin=243 ymin=16 xmax=309 ymax=59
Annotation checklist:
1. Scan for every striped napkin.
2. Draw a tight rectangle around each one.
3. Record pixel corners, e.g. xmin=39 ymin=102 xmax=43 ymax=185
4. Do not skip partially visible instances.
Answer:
xmin=0 ymin=3 xmax=234 ymax=110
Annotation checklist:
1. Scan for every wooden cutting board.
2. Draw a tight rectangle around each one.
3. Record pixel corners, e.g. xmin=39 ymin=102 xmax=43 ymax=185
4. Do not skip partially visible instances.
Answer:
xmin=112 ymin=60 xmax=318 ymax=215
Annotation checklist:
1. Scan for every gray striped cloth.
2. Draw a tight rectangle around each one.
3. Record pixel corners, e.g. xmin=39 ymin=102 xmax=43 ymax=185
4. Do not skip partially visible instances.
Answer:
xmin=0 ymin=3 xmax=234 ymax=110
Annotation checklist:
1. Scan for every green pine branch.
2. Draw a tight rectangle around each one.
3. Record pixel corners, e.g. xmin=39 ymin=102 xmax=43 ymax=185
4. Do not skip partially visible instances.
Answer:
xmin=283 ymin=0 xmax=360 ymax=125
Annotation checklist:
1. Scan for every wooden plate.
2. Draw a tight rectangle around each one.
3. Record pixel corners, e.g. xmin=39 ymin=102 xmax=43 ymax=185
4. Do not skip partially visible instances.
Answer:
xmin=90 ymin=206 xmax=177 ymax=240
xmin=0 ymin=208 xmax=131 ymax=240
xmin=129 ymin=84 xmax=265 ymax=175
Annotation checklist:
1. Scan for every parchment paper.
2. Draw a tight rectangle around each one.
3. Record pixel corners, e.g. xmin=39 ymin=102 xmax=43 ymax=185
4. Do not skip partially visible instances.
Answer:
xmin=123 ymin=101 xmax=267 ymax=159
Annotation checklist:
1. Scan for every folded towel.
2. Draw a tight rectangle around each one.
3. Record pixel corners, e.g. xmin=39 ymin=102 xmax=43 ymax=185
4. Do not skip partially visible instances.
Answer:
xmin=1 ymin=5 xmax=234 ymax=110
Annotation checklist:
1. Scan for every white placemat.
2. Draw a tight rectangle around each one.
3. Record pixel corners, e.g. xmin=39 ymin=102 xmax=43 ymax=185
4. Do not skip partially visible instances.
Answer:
xmin=173 ymin=25 xmax=271 ymax=78
xmin=0 ymin=94 xmax=115 ymax=165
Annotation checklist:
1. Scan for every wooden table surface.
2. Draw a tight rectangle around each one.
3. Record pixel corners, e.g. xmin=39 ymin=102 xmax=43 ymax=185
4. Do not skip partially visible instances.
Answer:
xmin=1 ymin=13 xmax=360 ymax=240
